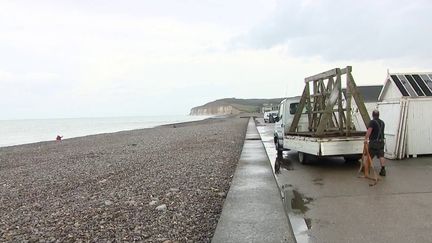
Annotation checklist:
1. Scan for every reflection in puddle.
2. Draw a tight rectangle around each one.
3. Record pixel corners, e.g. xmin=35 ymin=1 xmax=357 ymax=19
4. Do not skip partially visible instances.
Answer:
xmin=291 ymin=190 xmax=312 ymax=214
xmin=275 ymin=157 xmax=281 ymax=173
xmin=274 ymin=155 xmax=294 ymax=173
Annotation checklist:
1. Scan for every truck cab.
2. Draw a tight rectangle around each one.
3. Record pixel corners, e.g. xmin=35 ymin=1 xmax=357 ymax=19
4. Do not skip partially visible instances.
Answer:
xmin=274 ymin=97 xmax=308 ymax=155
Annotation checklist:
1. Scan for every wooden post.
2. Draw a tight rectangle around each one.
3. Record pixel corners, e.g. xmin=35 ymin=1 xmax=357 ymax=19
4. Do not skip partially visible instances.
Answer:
xmin=346 ymin=68 xmax=352 ymax=135
xmin=289 ymin=86 xmax=308 ymax=133
xmin=306 ymin=82 xmax=312 ymax=131
xmin=336 ymin=70 xmax=344 ymax=133
xmin=347 ymin=71 xmax=370 ymax=127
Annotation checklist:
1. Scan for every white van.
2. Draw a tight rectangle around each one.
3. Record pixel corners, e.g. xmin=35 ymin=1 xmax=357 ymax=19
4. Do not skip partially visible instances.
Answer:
xmin=273 ymin=96 xmax=308 ymax=150
xmin=264 ymin=111 xmax=278 ymax=123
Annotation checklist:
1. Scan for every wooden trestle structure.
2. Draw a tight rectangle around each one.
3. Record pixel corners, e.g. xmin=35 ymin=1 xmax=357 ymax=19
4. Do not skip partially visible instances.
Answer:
xmin=288 ymin=66 xmax=371 ymax=137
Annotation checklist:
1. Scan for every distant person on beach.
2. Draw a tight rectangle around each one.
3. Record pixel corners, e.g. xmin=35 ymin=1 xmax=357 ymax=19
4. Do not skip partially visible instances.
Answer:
xmin=56 ymin=135 xmax=63 ymax=141
xmin=364 ymin=110 xmax=386 ymax=176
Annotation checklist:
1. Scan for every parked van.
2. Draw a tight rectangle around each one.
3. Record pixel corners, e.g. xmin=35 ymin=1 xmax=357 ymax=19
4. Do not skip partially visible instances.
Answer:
xmin=264 ymin=111 xmax=278 ymax=123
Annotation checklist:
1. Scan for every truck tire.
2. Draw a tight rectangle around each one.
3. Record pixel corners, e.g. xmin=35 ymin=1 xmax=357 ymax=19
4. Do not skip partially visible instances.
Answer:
xmin=298 ymin=152 xmax=308 ymax=164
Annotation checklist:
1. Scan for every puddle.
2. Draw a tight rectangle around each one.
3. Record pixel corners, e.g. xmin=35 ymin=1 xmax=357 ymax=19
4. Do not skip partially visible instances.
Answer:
xmin=274 ymin=156 xmax=295 ymax=174
xmin=280 ymin=157 xmax=294 ymax=171
xmin=282 ymin=188 xmax=313 ymax=243
xmin=275 ymin=158 xmax=281 ymax=173
xmin=291 ymin=190 xmax=312 ymax=214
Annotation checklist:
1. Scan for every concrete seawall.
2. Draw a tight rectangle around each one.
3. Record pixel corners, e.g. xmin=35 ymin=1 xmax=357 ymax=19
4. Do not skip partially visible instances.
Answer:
xmin=212 ymin=118 xmax=294 ymax=242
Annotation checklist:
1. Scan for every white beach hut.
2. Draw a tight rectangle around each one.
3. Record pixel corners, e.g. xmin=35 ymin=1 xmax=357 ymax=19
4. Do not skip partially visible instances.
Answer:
xmin=377 ymin=72 xmax=432 ymax=159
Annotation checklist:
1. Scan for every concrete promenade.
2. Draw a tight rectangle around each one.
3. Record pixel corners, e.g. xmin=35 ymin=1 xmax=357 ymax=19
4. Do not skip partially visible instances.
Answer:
xmin=212 ymin=118 xmax=294 ymax=243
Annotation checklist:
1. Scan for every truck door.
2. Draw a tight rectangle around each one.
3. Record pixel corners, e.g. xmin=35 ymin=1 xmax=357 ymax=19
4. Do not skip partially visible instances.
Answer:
xmin=275 ymin=100 xmax=285 ymax=141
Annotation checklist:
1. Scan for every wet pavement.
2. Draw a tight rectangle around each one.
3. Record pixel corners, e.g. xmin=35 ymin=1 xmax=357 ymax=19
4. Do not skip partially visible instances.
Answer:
xmin=256 ymin=118 xmax=432 ymax=243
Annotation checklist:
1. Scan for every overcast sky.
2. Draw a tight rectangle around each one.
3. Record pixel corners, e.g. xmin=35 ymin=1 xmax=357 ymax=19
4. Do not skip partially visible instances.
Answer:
xmin=1 ymin=0 xmax=431 ymax=119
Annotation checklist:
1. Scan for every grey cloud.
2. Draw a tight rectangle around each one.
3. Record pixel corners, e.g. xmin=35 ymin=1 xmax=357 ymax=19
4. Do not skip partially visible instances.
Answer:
xmin=230 ymin=0 xmax=432 ymax=61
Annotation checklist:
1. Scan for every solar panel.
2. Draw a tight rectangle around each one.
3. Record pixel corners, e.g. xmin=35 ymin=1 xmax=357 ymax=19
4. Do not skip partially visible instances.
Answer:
xmin=405 ymin=75 xmax=425 ymax=96
xmin=412 ymin=74 xmax=432 ymax=96
xmin=390 ymin=75 xmax=409 ymax=96
xmin=398 ymin=75 xmax=418 ymax=96
xmin=420 ymin=75 xmax=432 ymax=90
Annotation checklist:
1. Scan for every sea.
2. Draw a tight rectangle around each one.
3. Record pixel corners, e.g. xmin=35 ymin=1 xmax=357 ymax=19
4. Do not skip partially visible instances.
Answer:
xmin=0 ymin=115 xmax=211 ymax=148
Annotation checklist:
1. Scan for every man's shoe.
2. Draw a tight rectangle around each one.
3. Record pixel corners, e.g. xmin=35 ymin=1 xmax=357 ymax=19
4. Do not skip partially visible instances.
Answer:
xmin=379 ymin=167 xmax=386 ymax=176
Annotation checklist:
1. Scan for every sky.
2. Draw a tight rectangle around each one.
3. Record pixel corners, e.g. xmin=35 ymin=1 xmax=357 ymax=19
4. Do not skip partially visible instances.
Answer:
xmin=1 ymin=0 xmax=431 ymax=119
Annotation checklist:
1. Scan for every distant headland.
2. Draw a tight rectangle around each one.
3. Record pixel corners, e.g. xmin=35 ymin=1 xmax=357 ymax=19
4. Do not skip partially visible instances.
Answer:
xmin=190 ymin=98 xmax=284 ymax=115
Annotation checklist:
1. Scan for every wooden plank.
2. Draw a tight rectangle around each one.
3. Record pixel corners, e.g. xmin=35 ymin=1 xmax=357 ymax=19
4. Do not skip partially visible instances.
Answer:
xmin=336 ymin=70 xmax=344 ymax=133
xmin=312 ymin=80 xmax=318 ymax=131
xmin=305 ymin=66 xmax=352 ymax=82
xmin=286 ymin=130 xmax=366 ymax=138
xmin=308 ymin=109 xmax=347 ymax=114
xmin=347 ymin=72 xmax=370 ymax=127
xmin=305 ymin=82 xmax=313 ymax=131
xmin=327 ymin=77 xmax=337 ymax=129
xmin=346 ymin=69 xmax=352 ymax=135
xmin=327 ymin=77 xmax=334 ymax=92
xmin=289 ymin=86 xmax=308 ymax=133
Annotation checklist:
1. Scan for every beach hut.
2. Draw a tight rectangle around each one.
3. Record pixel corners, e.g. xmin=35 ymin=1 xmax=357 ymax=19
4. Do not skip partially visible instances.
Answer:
xmin=377 ymin=72 xmax=432 ymax=159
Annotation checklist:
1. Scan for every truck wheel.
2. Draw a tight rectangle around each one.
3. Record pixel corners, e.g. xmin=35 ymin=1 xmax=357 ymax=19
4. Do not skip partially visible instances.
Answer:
xmin=298 ymin=152 xmax=308 ymax=164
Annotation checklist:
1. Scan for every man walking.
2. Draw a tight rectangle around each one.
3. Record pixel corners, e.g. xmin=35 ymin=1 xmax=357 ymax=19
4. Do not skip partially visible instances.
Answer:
xmin=364 ymin=110 xmax=387 ymax=176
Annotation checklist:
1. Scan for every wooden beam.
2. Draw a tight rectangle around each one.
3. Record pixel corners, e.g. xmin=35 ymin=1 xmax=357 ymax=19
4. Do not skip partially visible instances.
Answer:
xmin=312 ymin=80 xmax=318 ymax=131
xmin=289 ymin=86 xmax=308 ymax=133
xmin=347 ymin=71 xmax=371 ymax=127
xmin=305 ymin=66 xmax=352 ymax=82
xmin=305 ymin=82 xmax=313 ymax=131
xmin=336 ymin=70 xmax=344 ymax=133
xmin=346 ymin=68 xmax=353 ymax=135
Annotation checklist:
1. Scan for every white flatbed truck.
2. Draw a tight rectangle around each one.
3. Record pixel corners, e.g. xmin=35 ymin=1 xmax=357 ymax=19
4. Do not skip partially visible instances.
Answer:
xmin=274 ymin=66 xmax=370 ymax=163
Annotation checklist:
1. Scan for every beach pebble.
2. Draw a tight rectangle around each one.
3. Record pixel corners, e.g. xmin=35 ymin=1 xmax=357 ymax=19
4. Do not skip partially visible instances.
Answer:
xmin=149 ymin=200 xmax=158 ymax=206
xmin=125 ymin=200 xmax=137 ymax=206
xmin=104 ymin=200 xmax=113 ymax=206
xmin=156 ymin=204 xmax=167 ymax=212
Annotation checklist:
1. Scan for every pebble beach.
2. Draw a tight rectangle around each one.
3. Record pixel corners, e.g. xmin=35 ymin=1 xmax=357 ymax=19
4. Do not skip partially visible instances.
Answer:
xmin=0 ymin=117 xmax=248 ymax=242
